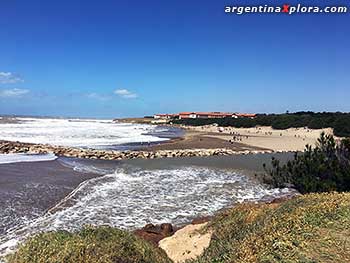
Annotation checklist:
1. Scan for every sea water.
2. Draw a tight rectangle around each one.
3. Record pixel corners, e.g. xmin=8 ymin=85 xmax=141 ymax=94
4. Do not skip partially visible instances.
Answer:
xmin=0 ymin=117 xmax=172 ymax=148
xmin=0 ymin=156 xmax=295 ymax=259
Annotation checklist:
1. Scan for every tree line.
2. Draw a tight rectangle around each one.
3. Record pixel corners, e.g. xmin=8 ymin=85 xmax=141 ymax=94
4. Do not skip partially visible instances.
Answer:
xmin=173 ymin=112 xmax=350 ymax=137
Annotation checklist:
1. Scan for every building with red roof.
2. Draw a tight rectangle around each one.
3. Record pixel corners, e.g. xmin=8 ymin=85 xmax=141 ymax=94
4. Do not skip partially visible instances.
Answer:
xmin=154 ymin=112 xmax=256 ymax=120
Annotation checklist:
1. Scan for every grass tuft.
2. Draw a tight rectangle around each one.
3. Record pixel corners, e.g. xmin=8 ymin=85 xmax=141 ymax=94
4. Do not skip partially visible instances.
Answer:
xmin=7 ymin=226 xmax=172 ymax=263
xmin=190 ymin=192 xmax=350 ymax=263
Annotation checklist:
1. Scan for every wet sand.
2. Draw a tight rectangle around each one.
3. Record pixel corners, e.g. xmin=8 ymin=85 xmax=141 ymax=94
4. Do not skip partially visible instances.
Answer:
xmin=144 ymin=130 xmax=270 ymax=152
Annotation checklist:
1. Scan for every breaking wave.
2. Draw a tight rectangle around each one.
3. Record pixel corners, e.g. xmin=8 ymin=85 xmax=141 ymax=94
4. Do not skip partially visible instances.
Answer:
xmin=0 ymin=117 xmax=169 ymax=148
xmin=0 ymin=153 xmax=57 ymax=164
xmin=0 ymin=162 xmax=296 ymax=258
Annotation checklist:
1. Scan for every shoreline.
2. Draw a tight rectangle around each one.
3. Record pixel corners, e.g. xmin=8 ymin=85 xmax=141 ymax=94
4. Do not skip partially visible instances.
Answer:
xmin=119 ymin=123 xmax=334 ymax=153
xmin=0 ymin=138 xmax=282 ymax=161
xmin=0 ymin=118 xmax=334 ymax=157
xmin=1 ymin=123 xmax=329 ymax=160
xmin=1 ymin=124 xmax=314 ymax=161
xmin=178 ymin=125 xmax=334 ymax=151
xmin=143 ymin=129 xmax=271 ymax=152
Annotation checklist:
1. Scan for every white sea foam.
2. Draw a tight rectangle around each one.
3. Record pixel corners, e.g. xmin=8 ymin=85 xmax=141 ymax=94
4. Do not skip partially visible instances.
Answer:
xmin=0 ymin=153 xmax=57 ymax=164
xmin=0 ymin=117 xmax=168 ymax=148
xmin=0 ymin=165 xmax=296 ymax=258
xmin=57 ymin=158 xmax=114 ymax=175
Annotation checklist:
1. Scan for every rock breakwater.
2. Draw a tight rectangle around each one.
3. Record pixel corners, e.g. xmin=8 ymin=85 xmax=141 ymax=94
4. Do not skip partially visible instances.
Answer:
xmin=0 ymin=140 xmax=285 ymax=160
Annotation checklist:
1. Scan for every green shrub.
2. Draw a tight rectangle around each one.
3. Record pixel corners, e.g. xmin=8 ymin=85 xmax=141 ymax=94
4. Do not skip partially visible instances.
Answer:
xmin=333 ymin=115 xmax=350 ymax=137
xmin=7 ymin=226 xmax=171 ymax=263
xmin=263 ymin=132 xmax=350 ymax=193
xmin=191 ymin=192 xmax=350 ymax=263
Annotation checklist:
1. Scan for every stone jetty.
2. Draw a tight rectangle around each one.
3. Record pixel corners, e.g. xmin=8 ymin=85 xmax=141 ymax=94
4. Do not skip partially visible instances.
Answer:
xmin=0 ymin=140 xmax=282 ymax=160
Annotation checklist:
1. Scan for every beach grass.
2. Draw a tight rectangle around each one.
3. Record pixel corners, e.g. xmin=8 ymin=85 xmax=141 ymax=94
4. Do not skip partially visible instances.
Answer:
xmin=190 ymin=192 xmax=350 ymax=263
xmin=6 ymin=226 xmax=172 ymax=263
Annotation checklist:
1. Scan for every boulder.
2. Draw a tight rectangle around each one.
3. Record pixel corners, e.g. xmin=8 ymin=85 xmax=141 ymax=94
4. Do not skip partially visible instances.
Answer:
xmin=134 ymin=223 xmax=175 ymax=246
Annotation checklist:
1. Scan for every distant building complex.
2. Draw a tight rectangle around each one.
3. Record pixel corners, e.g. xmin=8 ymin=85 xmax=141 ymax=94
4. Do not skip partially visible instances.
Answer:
xmin=153 ymin=112 xmax=256 ymax=120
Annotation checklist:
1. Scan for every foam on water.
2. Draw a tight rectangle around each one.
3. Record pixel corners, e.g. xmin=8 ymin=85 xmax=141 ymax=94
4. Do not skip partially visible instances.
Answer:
xmin=0 ymin=163 xmax=296 ymax=258
xmin=57 ymin=158 xmax=115 ymax=175
xmin=0 ymin=117 xmax=168 ymax=148
xmin=0 ymin=153 xmax=57 ymax=164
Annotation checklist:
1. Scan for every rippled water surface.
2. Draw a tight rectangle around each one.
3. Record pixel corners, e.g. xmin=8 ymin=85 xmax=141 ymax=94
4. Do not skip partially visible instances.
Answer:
xmin=0 ymin=117 xmax=173 ymax=148
xmin=0 ymin=155 xmax=295 ymax=258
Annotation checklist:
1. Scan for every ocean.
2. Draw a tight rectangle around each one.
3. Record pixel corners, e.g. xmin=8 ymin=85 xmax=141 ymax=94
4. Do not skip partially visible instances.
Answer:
xmin=0 ymin=117 xmax=182 ymax=150
xmin=0 ymin=117 xmax=295 ymax=259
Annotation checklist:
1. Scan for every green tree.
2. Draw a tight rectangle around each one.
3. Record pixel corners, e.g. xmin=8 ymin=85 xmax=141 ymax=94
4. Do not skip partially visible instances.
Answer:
xmin=264 ymin=132 xmax=350 ymax=193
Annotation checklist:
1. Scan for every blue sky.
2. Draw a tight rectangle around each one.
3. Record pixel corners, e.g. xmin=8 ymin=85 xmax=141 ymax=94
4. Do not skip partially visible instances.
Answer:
xmin=0 ymin=0 xmax=349 ymax=118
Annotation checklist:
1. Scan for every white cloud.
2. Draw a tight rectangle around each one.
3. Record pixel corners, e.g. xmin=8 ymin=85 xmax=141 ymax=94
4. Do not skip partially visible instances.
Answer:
xmin=86 ymin=92 xmax=110 ymax=101
xmin=0 ymin=72 xmax=24 ymax=84
xmin=114 ymin=89 xmax=138 ymax=99
xmin=0 ymin=88 xmax=29 ymax=98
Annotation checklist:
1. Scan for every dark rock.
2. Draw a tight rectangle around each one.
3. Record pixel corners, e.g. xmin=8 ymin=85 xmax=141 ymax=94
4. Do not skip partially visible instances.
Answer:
xmin=191 ymin=216 xmax=213 ymax=225
xmin=160 ymin=223 xmax=173 ymax=235
xmin=134 ymin=223 xmax=175 ymax=246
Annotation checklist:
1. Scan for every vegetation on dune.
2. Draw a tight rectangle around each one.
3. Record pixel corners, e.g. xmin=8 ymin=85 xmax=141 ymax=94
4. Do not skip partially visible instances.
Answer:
xmin=190 ymin=192 xmax=350 ymax=263
xmin=173 ymin=111 xmax=350 ymax=137
xmin=7 ymin=226 xmax=171 ymax=263
xmin=264 ymin=132 xmax=350 ymax=193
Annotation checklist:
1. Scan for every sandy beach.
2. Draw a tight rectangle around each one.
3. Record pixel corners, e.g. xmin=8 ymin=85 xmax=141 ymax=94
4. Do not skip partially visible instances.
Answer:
xmin=146 ymin=129 xmax=270 ymax=152
xmin=148 ymin=125 xmax=334 ymax=152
